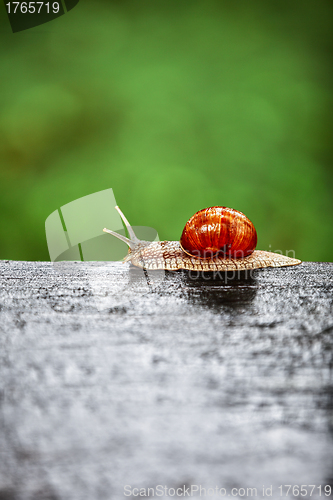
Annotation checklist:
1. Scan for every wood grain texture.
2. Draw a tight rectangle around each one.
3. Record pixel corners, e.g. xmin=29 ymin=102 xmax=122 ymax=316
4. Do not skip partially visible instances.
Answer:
xmin=0 ymin=260 xmax=331 ymax=500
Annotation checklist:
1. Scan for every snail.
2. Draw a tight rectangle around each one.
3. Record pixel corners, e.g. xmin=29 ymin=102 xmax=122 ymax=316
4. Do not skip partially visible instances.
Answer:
xmin=103 ymin=206 xmax=301 ymax=271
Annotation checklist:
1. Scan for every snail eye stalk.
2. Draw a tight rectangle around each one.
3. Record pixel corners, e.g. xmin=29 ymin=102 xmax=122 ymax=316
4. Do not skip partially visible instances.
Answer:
xmin=103 ymin=206 xmax=140 ymax=250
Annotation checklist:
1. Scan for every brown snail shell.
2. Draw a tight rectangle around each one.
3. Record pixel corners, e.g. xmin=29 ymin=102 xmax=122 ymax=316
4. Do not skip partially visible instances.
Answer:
xmin=180 ymin=206 xmax=257 ymax=259
xmin=103 ymin=206 xmax=301 ymax=271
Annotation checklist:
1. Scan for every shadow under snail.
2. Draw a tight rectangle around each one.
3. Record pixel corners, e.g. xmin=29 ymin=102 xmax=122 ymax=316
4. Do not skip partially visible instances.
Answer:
xmin=103 ymin=206 xmax=301 ymax=271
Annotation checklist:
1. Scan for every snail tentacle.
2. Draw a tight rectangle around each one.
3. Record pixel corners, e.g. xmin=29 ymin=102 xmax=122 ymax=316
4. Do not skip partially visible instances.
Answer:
xmin=114 ymin=205 xmax=140 ymax=243
xmin=103 ymin=205 xmax=142 ymax=250
xmin=102 ymin=228 xmax=135 ymax=249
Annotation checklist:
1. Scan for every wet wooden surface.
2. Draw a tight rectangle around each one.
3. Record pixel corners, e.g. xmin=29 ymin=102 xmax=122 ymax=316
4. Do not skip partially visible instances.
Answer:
xmin=0 ymin=260 xmax=332 ymax=500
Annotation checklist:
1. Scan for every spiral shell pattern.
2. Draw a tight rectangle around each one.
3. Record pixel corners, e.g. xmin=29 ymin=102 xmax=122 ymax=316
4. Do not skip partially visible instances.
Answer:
xmin=180 ymin=206 xmax=257 ymax=259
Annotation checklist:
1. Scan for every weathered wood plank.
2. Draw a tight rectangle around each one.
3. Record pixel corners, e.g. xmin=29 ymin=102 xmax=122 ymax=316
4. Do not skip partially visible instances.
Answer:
xmin=0 ymin=261 xmax=332 ymax=499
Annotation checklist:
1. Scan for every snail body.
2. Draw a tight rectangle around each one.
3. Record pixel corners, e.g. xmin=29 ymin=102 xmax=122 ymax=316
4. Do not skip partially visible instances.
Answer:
xmin=103 ymin=206 xmax=301 ymax=271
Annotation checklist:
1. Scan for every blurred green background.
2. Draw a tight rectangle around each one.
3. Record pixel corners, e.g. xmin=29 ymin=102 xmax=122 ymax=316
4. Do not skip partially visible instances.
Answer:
xmin=0 ymin=0 xmax=332 ymax=262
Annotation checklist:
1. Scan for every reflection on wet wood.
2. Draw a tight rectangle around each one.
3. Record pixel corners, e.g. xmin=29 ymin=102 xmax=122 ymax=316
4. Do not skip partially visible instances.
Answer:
xmin=0 ymin=260 xmax=332 ymax=500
